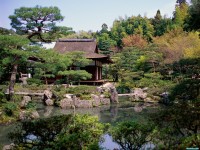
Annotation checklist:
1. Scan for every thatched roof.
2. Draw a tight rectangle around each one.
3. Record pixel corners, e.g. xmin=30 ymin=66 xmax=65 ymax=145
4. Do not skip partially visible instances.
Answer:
xmin=54 ymin=39 xmax=112 ymax=62
xmin=54 ymin=39 xmax=97 ymax=55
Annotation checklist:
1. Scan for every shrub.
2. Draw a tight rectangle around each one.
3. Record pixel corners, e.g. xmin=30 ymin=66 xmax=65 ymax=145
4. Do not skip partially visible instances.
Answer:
xmin=65 ymin=85 xmax=96 ymax=95
xmin=80 ymin=94 xmax=91 ymax=100
xmin=27 ymin=78 xmax=42 ymax=85
xmin=110 ymin=121 xmax=154 ymax=150
xmin=26 ymin=101 xmax=36 ymax=110
xmin=9 ymin=114 xmax=108 ymax=150
xmin=3 ymin=102 xmax=19 ymax=116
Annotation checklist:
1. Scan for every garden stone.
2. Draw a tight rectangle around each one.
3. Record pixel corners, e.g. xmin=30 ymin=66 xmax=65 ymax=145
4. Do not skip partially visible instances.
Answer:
xmin=75 ymin=100 xmax=93 ymax=108
xmin=110 ymin=87 xmax=119 ymax=103
xmin=19 ymin=110 xmax=40 ymax=120
xmin=45 ymin=99 xmax=54 ymax=106
xmin=44 ymin=90 xmax=53 ymax=100
xmin=64 ymin=94 xmax=73 ymax=99
xmin=100 ymin=98 xmax=110 ymax=105
xmin=91 ymin=94 xmax=101 ymax=107
xmin=131 ymin=88 xmax=147 ymax=101
xmin=19 ymin=77 xmax=27 ymax=85
xmin=144 ymin=97 xmax=153 ymax=102
xmin=96 ymin=87 xmax=104 ymax=93
xmin=44 ymin=106 xmax=54 ymax=117
xmin=20 ymin=96 xmax=31 ymax=108
xmin=31 ymin=110 xmax=40 ymax=119
xmin=60 ymin=98 xmax=73 ymax=109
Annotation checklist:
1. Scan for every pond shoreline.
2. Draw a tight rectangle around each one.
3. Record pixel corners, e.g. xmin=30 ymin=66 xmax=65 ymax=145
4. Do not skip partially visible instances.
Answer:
xmin=0 ymin=96 xmax=160 ymax=148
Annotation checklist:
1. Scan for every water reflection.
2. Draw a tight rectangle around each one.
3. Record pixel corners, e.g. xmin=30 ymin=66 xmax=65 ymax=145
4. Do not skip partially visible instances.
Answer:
xmin=0 ymin=96 xmax=159 ymax=148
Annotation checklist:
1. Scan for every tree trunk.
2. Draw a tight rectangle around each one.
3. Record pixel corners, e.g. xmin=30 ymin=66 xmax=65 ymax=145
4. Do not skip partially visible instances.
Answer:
xmin=45 ymin=77 xmax=48 ymax=85
xmin=8 ymin=64 xmax=18 ymax=101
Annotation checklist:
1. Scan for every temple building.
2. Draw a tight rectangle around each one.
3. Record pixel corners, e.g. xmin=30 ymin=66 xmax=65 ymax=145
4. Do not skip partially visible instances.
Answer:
xmin=53 ymin=39 xmax=112 ymax=85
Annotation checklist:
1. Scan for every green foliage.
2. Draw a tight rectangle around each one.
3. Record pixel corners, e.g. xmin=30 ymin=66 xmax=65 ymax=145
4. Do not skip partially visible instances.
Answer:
xmin=97 ymin=33 xmax=116 ymax=55
xmin=68 ymin=51 xmax=91 ymax=67
xmin=27 ymin=78 xmax=42 ymax=85
xmin=179 ymin=134 xmax=200 ymax=148
xmin=170 ymin=79 xmax=200 ymax=101
xmin=173 ymin=2 xmax=189 ymax=28
xmin=0 ymin=27 xmax=15 ymax=35
xmin=110 ymin=15 xmax=154 ymax=48
xmin=185 ymin=0 xmax=200 ymax=31
xmin=53 ymin=85 xmax=97 ymax=100
xmin=80 ymin=94 xmax=92 ymax=100
xmin=151 ymin=10 xmax=172 ymax=36
xmin=55 ymin=114 xmax=108 ymax=149
xmin=151 ymin=59 xmax=199 ymax=149
xmin=25 ymin=101 xmax=36 ymax=110
xmin=33 ymin=48 xmax=71 ymax=84
xmin=9 ymin=114 xmax=73 ymax=149
xmin=58 ymin=70 xmax=92 ymax=84
xmin=9 ymin=114 xmax=108 ymax=150
xmin=0 ymin=91 xmax=6 ymax=103
xmin=65 ymin=85 xmax=97 ymax=96
xmin=3 ymin=102 xmax=19 ymax=116
xmin=9 ymin=5 xmax=65 ymax=42
xmin=110 ymin=121 xmax=154 ymax=150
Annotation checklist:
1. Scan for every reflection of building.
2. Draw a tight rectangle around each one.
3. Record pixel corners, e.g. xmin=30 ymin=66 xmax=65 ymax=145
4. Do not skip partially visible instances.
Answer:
xmin=54 ymin=39 xmax=112 ymax=85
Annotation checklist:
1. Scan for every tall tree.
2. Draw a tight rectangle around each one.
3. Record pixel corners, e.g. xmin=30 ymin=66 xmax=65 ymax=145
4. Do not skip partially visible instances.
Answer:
xmin=9 ymin=5 xmax=64 ymax=42
xmin=151 ymin=10 xmax=172 ymax=36
xmin=100 ymin=23 xmax=109 ymax=34
xmin=185 ymin=0 xmax=200 ymax=31
xmin=0 ymin=35 xmax=30 ymax=100
xmin=33 ymin=48 xmax=71 ymax=85
xmin=110 ymin=15 xmax=154 ymax=48
xmin=97 ymin=33 xmax=116 ymax=55
xmin=173 ymin=1 xmax=189 ymax=28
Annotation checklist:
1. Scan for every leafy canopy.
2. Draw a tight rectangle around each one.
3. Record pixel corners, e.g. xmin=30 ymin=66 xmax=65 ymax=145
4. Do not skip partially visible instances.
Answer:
xmin=9 ymin=5 xmax=64 ymax=42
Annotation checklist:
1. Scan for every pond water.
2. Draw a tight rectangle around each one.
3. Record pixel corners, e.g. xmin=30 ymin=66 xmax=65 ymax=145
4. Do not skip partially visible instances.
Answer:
xmin=0 ymin=96 xmax=159 ymax=149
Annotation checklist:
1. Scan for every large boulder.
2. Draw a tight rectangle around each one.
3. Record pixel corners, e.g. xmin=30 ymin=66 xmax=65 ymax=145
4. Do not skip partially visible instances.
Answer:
xmin=74 ymin=100 xmax=93 ymax=108
xmin=43 ymin=90 xmax=54 ymax=106
xmin=44 ymin=106 xmax=54 ymax=117
xmin=130 ymin=88 xmax=147 ymax=101
xmin=44 ymin=90 xmax=53 ymax=100
xmin=91 ymin=94 xmax=101 ymax=107
xmin=31 ymin=110 xmax=40 ymax=119
xmin=102 ymin=82 xmax=115 ymax=89
xmin=20 ymin=96 xmax=31 ymax=108
xmin=110 ymin=87 xmax=119 ymax=103
xmin=45 ymin=99 xmax=54 ymax=106
xmin=98 ymin=82 xmax=118 ymax=103
xmin=60 ymin=98 xmax=73 ymax=109
xmin=100 ymin=98 xmax=110 ymax=105
xmin=19 ymin=110 xmax=40 ymax=120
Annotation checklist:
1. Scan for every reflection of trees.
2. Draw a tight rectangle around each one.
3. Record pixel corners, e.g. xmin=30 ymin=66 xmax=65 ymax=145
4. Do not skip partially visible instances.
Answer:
xmin=110 ymin=104 xmax=118 ymax=119
xmin=44 ymin=106 xmax=54 ymax=117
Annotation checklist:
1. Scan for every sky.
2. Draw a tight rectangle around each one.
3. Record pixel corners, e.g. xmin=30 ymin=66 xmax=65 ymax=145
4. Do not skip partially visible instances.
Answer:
xmin=0 ymin=0 xmax=177 ymax=32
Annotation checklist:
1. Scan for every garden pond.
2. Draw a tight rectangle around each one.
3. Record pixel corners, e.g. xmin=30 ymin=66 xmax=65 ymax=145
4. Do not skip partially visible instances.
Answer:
xmin=0 ymin=96 xmax=160 ymax=149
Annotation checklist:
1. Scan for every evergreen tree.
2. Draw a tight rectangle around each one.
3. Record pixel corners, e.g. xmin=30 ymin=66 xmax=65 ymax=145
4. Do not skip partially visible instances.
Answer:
xmin=9 ymin=5 xmax=65 ymax=42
